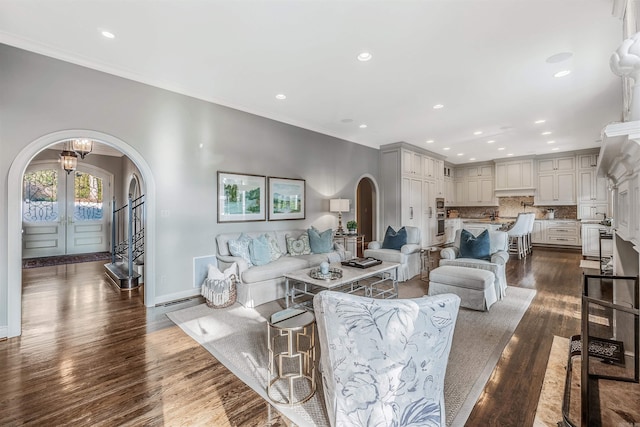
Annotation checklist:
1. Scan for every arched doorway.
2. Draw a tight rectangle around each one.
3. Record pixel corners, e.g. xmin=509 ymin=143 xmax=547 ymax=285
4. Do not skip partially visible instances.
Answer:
xmin=7 ymin=130 xmax=157 ymax=338
xmin=22 ymin=161 xmax=113 ymax=258
xmin=355 ymin=175 xmax=379 ymax=251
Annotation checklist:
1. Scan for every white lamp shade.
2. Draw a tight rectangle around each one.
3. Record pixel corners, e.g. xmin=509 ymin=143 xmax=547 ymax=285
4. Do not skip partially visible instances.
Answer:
xmin=330 ymin=198 xmax=350 ymax=213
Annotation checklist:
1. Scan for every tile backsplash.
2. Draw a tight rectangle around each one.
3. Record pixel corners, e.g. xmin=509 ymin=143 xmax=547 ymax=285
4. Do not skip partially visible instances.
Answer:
xmin=448 ymin=196 xmax=577 ymax=220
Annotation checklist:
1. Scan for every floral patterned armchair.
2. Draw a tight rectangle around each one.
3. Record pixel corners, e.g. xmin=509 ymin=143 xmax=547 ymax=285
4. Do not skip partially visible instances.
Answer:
xmin=313 ymin=291 xmax=461 ymax=427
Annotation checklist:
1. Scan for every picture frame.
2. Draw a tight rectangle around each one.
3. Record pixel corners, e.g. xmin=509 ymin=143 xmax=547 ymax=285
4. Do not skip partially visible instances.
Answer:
xmin=217 ymin=171 xmax=266 ymax=223
xmin=268 ymin=177 xmax=306 ymax=220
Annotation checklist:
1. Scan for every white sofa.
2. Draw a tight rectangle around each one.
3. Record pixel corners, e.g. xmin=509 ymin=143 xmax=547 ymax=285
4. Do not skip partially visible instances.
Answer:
xmin=216 ymin=230 xmax=351 ymax=308
xmin=363 ymin=226 xmax=422 ymax=282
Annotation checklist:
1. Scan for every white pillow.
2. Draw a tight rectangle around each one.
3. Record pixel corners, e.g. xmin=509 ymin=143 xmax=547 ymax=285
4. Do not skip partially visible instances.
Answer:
xmin=207 ymin=262 xmax=237 ymax=280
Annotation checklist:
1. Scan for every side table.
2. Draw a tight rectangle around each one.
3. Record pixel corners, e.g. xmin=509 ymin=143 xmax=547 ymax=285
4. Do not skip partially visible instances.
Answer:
xmin=421 ymin=247 xmax=439 ymax=282
xmin=333 ymin=234 xmax=365 ymax=258
xmin=267 ymin=308 xmax=316 ymax=405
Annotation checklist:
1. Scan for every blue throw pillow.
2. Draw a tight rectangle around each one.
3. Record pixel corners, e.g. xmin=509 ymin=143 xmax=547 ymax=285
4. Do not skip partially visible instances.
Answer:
xmin=308 ymin=227 xmax=334 ymax=254
xmin=459 ymin=228 xmax=491 ymax=260
xmin=249 ymin=234 xmax=272 ymax=266
xmin=381 ymin=226 xmax=407 ymax=250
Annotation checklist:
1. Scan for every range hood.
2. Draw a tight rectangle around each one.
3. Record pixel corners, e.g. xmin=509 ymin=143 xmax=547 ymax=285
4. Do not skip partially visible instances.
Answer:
xmin=494 ymin=188 xmax=536 ymax=197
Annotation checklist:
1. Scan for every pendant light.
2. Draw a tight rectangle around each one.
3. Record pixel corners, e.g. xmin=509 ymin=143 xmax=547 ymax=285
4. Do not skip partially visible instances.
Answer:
xmin=60 ymin=141 xmax=78 ymax=174
xmin=72 ymin=138 xmax=93 ymax=159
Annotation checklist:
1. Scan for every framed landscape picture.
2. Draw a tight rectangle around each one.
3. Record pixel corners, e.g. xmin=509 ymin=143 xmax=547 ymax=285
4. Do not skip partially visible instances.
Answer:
xmin=217 ymin=172 xmax=266 ymax=223
xmin=268 ymin=177 xmax=305 ymax=220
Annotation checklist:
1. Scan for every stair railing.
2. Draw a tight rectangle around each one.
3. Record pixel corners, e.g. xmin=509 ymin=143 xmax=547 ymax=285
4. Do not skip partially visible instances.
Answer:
xmin=111 ymin=195 xmax=145 ymax=278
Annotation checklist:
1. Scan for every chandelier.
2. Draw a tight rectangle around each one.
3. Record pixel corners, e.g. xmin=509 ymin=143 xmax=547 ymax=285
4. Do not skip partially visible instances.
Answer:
xmin=59 ymin=138 xmax=94 ymax=174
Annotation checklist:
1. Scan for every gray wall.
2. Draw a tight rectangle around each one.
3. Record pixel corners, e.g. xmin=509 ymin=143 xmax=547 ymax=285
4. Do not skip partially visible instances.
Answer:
xmin=0 ymin=43 xmax=380 ymax=331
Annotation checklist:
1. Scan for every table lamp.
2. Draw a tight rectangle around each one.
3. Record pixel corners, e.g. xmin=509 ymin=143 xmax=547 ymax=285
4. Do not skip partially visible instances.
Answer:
xmin=330 ymin=198 xmax=350 ymax=235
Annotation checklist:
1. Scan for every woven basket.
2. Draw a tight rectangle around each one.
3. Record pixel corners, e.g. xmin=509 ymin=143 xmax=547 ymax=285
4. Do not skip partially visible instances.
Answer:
xmin=201 ymin=274 xmax=237 ymax=308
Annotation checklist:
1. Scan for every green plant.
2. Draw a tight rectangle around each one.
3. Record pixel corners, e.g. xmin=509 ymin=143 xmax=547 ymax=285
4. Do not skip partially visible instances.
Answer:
xmin=346 ymin=220 xmax=357 ymax=230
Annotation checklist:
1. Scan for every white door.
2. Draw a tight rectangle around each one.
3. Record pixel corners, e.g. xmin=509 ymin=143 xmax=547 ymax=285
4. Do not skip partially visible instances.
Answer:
xmin=23 ymin=162 xmax=112 ymax=258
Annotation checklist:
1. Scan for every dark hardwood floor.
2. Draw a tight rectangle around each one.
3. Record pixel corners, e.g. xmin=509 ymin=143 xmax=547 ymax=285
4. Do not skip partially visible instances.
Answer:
xmin=0 ymin=247 xmax=584 ymax=426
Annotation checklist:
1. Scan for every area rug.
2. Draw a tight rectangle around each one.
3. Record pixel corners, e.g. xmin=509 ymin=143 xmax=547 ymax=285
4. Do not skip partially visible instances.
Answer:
xmin=533 ymin=336 xmax=569 ymax=427
xmin=22 ymin=251 xmax=111 ymax=269
xmin=167 ymin=286 xmax=536 ymax=427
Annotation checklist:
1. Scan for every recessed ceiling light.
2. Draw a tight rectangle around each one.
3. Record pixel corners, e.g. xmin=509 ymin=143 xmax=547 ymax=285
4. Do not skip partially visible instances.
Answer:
xmin=487 ymin=140 xmax=495 ymax=144
xmin=551 ymin=147 xmax=559 ymax=151
xmin=498 ymin=147 xmax=505 ymax=151
xmin=469 ymin=158 xmax=476 ymax=161
xmin=473 ymin=131 xmax=483 ymax=135
xmin=507 ymin=153 xmax=514 ymax=156
xmin=457 ymin=153 xmax=464 ymax=156
xmin=541 ymin=131 xmax=552 ymax=135
xmin=359 ymin=124 xmax=367 ymax=129
xmin=433 ymin=104 xmax=444 ymax=109
xmin=275 ymin=94 xmax=286 ymax=100
xmin=535 ymin=119 xmax=546 ymax=124
xmin=554 ymin=70 xmax=571 ymax=78
xmin=546 ymin=52 xmax=573 ymax=63
xmin=547 ymin=140 xmax=555 ymax=144
xmin=357 ymin=52 xmax=372 ymax=62
xmin=199 ymin=143 xmax=204 ymax=149
xmin=443 ymin=147 xmax=450 ymax=151
xmin=426 ymin=139 xmax=434 ymax=144
xmin=101 ymin=30 xmax=115 ymax=39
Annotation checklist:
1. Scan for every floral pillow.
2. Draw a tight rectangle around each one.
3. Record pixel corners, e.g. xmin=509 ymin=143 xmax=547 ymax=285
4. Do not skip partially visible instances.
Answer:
xmin=286 ymin=233 xmax=312 ymax=256
xmin=228 ymin=233 xmax=253 ymax=266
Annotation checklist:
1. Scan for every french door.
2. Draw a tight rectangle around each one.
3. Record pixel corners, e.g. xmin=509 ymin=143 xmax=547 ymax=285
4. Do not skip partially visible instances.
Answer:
xmin=22 ymin=162 xmax=112 ymax=258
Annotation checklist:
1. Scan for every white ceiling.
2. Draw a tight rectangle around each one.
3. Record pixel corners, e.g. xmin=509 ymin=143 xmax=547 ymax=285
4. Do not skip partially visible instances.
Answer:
xmin=0 ymin=0 xmax=626 ymax=164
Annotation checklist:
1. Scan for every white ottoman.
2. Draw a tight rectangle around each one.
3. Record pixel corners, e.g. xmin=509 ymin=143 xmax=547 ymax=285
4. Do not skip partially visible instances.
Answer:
xmin=428 ymin=265 xmax=496 ymax=311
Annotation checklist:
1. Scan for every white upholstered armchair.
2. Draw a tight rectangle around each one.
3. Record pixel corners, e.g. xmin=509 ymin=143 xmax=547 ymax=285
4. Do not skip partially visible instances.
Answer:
xmin=363 ymin=226 xmax=421 ymax=281
xmin=439 ymin=229 xmax=509 ymax=299
xmin=313 ymin=291 xmax=461 ymax=427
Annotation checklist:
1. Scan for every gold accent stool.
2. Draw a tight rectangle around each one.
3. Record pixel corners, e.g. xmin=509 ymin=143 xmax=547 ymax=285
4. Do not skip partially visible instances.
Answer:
xmin=267 ymin=309 xmax=316 ymax=405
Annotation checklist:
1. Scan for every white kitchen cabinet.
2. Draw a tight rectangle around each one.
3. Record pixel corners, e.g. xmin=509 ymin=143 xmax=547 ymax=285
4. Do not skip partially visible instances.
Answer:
xmin=454 ymin=179 xmax=465 ymax=205
xmin=494 ymin=159 xmax=534 ymax=190
xmin=452 ymin=163 xmax=496 ymax=206
xmin=577 ymin=152 xmax=610 ymax=219
xmin=422 ymin=179 xmax=436 ymax=247
xmin=581 ymin=223 xmax=613 ymax=258
xmin=535 ymin=155 xmax=576 ymax=205
xmin=545 ymin=220 xmax=580 ymax=246
xmin=444 ymin=177 xmax=454 ymax=205
xmin=381 ymin=143 xmax=447 ymax=244
xmin=538 ymin=156 xmax=575 ymax=173
xmin=578 ymin=153 xmax=598 ymax=169
xmin=466 ymin=165 xmax=493 ymax=178
xmin=401 ymin=177 xmax=422 ymax=229
xmin=466 ymin=178 xmax=494 ymax=205
xmin=402 ymin=149 xmax=422 ymax=177
xmin=422 ymin=155 xmax=435 ymax=179
xmin=578 ymin=204 xmax=609 ymax=221
xmin=532 ymin=220 xmax=581 ymax=246
xmin=532 ymin=220 xmax=546 ymax=244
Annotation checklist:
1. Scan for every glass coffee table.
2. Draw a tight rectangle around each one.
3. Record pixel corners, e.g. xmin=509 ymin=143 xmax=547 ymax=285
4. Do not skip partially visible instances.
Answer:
xmin=283 ymin=261 xmax=399 ymax=309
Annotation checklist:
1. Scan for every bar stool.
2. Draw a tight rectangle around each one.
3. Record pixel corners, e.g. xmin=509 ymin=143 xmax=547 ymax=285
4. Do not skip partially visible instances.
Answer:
xmin=507 ymin=213 xmax=529 ymax=259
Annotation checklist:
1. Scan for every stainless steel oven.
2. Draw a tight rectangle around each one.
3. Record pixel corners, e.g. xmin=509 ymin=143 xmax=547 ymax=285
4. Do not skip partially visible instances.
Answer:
xmin=436 ymin=198 xmax=445 ymax=236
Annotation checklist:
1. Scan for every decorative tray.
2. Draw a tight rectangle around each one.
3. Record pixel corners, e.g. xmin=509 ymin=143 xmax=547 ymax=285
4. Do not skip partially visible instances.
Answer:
xmin=309 ymin=267 xmax=343 ymax=280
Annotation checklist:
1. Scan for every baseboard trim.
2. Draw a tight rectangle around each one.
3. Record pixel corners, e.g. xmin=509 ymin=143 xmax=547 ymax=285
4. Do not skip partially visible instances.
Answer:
xmin=154 ymin=288 xmax=201 ymax=306
xmin=0 ymin=325 xmax=8 ymax=339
